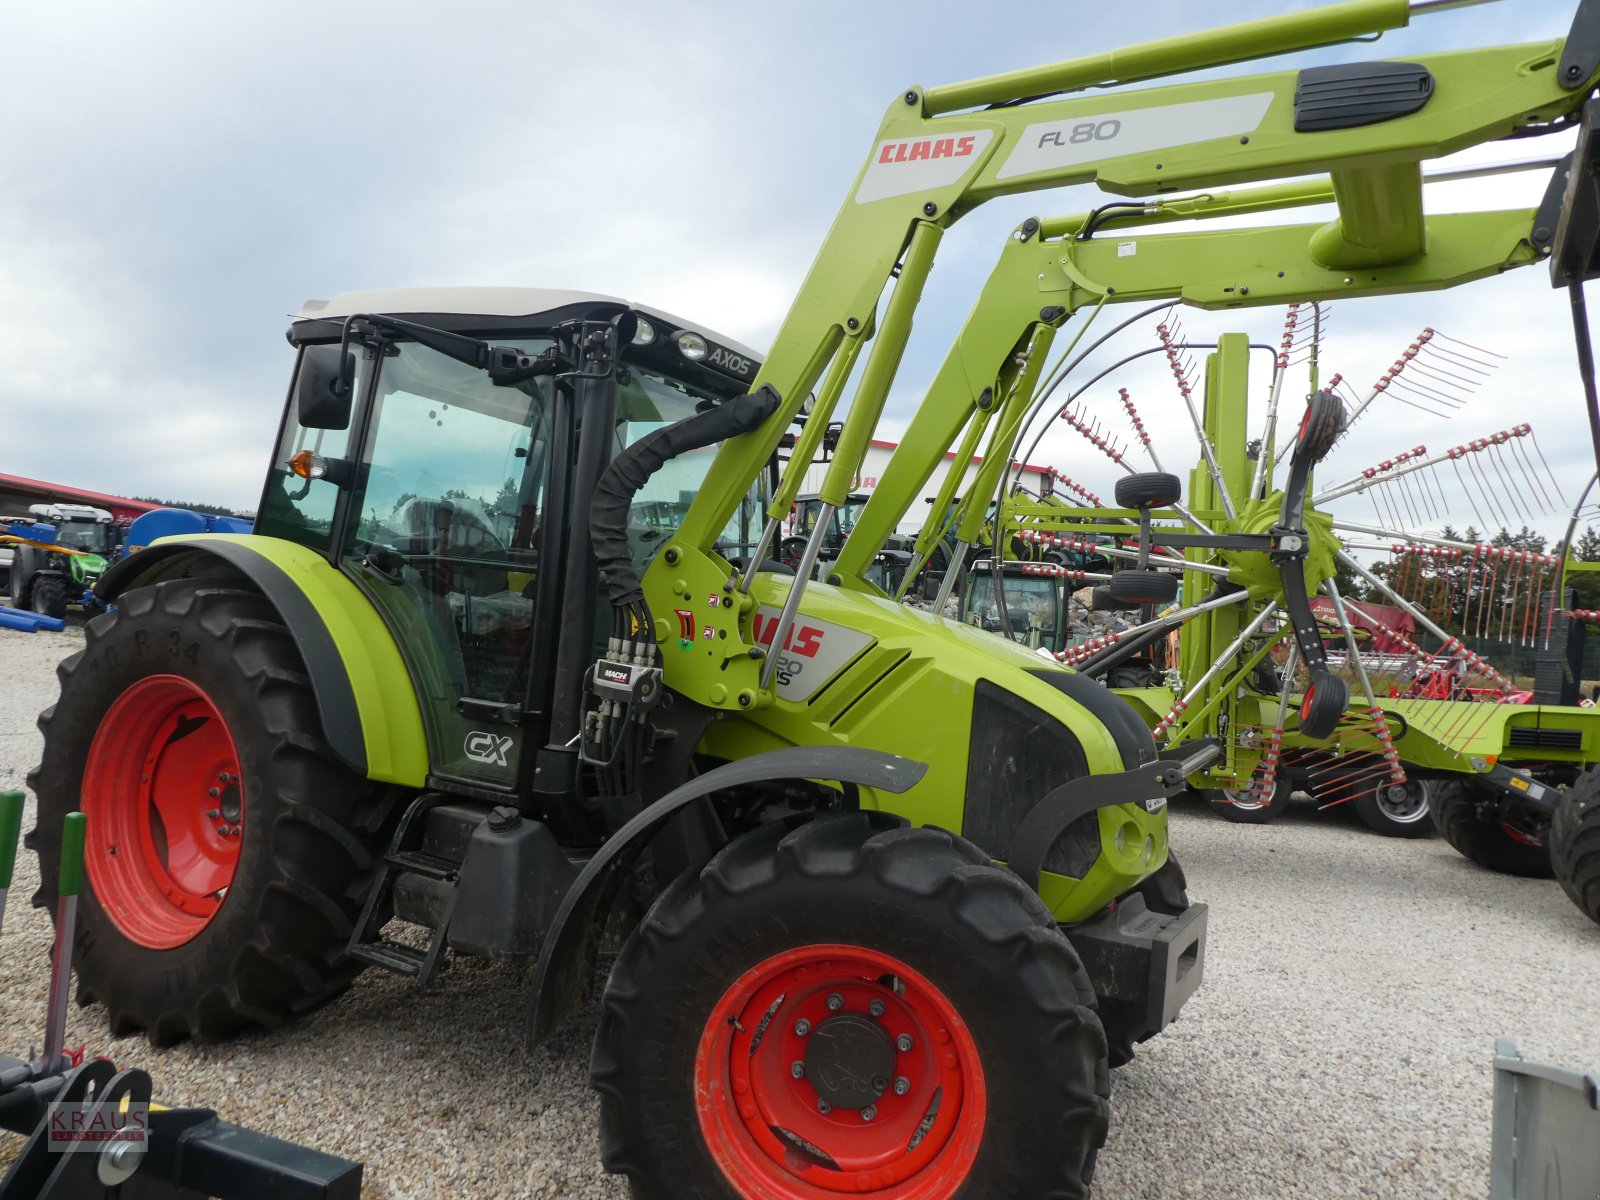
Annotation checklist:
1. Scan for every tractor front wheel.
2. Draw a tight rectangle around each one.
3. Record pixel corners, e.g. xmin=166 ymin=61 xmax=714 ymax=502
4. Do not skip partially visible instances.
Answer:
xmin=1551 ymin=767 xmax=1600 ymax=926
xmin=592 ymin=812 xmax=1110 ymax=1200
xmin=27 ymin=581 xmax=397 ymax=1043
xmin=30 ymin=574 xmax=70 ymax=618
xmin=1429 ymin=779 xmax=1553 ymax=879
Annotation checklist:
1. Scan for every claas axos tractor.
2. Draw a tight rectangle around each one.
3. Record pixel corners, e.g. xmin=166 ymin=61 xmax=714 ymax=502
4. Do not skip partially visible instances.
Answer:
xmin=27 ymin=0 xmax=1600 ymax=1195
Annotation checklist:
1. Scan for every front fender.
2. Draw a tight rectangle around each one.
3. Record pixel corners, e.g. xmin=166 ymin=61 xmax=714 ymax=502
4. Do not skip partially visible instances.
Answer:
xmin=96 ymin=535 xmax=427 ymax=786
xmin=527 ymin=745 xmax=928 ymax=1045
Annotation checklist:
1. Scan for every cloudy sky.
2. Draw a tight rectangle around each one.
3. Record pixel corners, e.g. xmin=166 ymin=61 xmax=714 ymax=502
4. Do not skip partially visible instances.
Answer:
xmin=2 ymin=0 xmax=1591 ymax=545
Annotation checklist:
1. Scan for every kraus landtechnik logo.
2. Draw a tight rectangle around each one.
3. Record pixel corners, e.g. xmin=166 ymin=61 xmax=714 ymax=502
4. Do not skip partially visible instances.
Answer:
xmin=49 ymin=1101 xmax=149 ymax=1151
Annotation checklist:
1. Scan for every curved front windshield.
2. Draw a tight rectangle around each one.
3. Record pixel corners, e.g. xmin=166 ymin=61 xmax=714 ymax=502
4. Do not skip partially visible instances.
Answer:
xmin=614 ymin=359 xmax=763 ymax=567
xmin=55 ymin=521 xmax=114 ymax=555
xmin=964 ymin=571 xmax=1061 ymax=650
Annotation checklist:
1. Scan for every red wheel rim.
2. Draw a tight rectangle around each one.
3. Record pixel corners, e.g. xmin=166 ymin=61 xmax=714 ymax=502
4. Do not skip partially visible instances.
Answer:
xmin=695 ymin=944 xmax=986 ymax=1199
xmin=81 ymin=675 xmax=245 ymax=949
xmin=1300 ymin=682 xmax=1316 ymax=720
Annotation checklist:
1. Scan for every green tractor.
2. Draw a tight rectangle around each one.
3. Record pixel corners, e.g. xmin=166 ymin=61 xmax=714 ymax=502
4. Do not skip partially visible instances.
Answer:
xmin=3 ymin=504 xmax=116 ymax=617
xmin=26 ymin=1 xmax=1600 ymax=1195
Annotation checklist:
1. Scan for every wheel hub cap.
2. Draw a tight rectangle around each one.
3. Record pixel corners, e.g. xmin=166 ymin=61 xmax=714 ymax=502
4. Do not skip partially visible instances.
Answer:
xmin=805 ymin=1013 xmax=895 ymax=1111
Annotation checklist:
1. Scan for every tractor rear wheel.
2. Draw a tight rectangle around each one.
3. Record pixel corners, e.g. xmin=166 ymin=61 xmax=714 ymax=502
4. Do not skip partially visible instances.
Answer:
xmin=593 ymin=812 xmax=1110 ymax=1200
xmin=1429 ymin=779 xmax=1553 ymax=879
xmin=1551 ymin=767 xmax=1600 ymax=926
xmin=31 ymin=575 xmax=70 ymax=618
xmin=1352 ymin=779 xmax=1433 ymax=838
xmin=27 ymin=581 xmax=396 ymax=1044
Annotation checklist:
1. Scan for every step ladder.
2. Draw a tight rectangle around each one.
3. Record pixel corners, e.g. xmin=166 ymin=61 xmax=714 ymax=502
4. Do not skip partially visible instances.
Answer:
xmin=346 ymin=794 xmax=459 ymax=985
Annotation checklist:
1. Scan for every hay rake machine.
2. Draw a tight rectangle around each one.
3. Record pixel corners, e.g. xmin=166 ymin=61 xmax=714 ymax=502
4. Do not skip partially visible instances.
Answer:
xmin=931 ymin=292 xmax=1600 ymax=887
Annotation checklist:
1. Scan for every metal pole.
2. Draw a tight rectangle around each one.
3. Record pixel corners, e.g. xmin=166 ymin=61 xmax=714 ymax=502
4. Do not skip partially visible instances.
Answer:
xmin=41 ymin=811 xmax=86 ymax=1074
xmin=759 ymin=504 xmax=835 ymax=689
xmin=932 ymin=540 xmax=971 ymax=613
xmin=0 ymin=791 xmax=22 ymax=939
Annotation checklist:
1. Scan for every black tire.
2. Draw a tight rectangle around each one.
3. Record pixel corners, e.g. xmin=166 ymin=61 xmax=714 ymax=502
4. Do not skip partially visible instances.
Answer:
xmin=1429 ymin=779 xmax=1554 ymax=879
xmin=1294 ymin=388 xmax=1346 ymax=464
xmin=1090 ymin=584 xmax=1137 ymax=612
xmin=30 ymin=574 xmax=69 ymax=618
xmin=1353 ymin=779 xmax=1434 ymax=838
xmin=1551 ymin=767 xmax=1600 ymax=925
xmin=592 ymin=813 xmax=1111 ymax=1200
xmin=1107 ymin=569 xmax=1178 ymax=606
xmin=1296 ymin=672 xmax=1349 ymax=740
xmin=1207 ymin=774 xmax=1290 ymax=824
xmin=1113 ymin=471 xmax=1181 ymax=510
xmin=27 ymin=581 xmax=398 ymax=1044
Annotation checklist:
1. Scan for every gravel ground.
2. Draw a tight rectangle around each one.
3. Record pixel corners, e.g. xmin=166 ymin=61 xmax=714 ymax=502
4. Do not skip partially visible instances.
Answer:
xmin=2 ymin=623 xmax=1597 ymax=1198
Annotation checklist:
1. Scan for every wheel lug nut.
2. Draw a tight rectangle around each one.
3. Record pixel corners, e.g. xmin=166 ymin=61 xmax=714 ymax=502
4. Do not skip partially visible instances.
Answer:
xmin=894 ymin=1076 xmax=910 ymax=1096
xmin=817 ymin=1100 xmax=832 ymax=1114
xmin=207 ymin=809 xmax=221 ymax=820
xmin=897 ymin=1034 xmax=913 ymax=1052
xmin=861 ymin=1105 xmax=877 ymax=1122
xmin=207 ymin=787 xmax=220 ymax=798
xmin=826 ymin=993 xmax=842 ymax=1011
xmin=794 ymin=1019 xmax=811 ymax=1037
xmin=790 ymin=1061 xmax=805 ymax=1079
xmin=869 ymin=999 xmax=885 ymax=1017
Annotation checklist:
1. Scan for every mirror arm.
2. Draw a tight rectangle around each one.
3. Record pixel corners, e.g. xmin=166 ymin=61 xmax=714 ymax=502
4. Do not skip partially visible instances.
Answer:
xmin=345 ymin=313 xmax=561 ymax=387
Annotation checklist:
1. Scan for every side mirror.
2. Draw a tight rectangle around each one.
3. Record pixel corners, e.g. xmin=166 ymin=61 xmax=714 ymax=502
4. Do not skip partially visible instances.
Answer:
xmin=296 ymin=344 xmax=354 ymax=430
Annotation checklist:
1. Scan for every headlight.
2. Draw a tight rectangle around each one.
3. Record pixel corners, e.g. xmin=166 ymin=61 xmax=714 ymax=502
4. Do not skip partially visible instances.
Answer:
xmin=632 ymin=317 xmax=656 ymax=346
xmin=676 ymin=332 xmax=709 ymax=362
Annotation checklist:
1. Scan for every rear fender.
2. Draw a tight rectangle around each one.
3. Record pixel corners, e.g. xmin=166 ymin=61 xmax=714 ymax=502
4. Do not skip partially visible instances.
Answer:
xmin=95 ymin=534 xmax=427 ymax=785
xmin=527 ymin=745 xmax=928 ymax=1045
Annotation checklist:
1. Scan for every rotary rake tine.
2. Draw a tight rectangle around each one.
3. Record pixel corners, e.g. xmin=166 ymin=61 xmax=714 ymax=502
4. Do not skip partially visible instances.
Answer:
xmin=1249 ymin=304 xmax=1301 ymax=498
xmin=1118 ymin=387 xmax=1163 ymax=471
xmin=1324 ymin=579 xmax=1405 ymax=787
xmin=1059 ymin=402 xmax=1217 ymax=535
xmin=1315 ymin=424 xmax=1556 ymax=529
xmin=1346 ymin=327 xmax=1502 ymax=427
xmin=1245 ymin=640 xmax=1301 ymax=805
xmin=1309 ymin=744 xmax=1394 ymax=811
xmin=1156 ymin=318 xmax=1236 ymax=518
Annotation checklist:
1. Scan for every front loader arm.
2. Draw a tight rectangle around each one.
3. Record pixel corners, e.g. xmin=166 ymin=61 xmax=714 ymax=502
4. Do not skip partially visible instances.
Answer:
xmin=834 ymin=196 xmax=1541 ymax=583
xmin=657 ymin=0 xmax=1599 ymax=713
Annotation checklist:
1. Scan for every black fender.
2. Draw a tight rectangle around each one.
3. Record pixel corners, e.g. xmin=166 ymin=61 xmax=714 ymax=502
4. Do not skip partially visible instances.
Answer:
xmin=95 ymin=539 xmax=373 ymax=776
xmin=527 ymin=745 xmax=928 ymax=1045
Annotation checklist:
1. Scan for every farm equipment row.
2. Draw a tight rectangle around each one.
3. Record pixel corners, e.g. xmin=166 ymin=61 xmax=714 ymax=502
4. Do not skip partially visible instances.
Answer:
xmin=15 ymin=0 xmax=1600 ymax=1196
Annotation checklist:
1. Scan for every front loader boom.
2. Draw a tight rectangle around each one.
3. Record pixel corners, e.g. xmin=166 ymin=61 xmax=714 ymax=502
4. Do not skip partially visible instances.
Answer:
xmin=660 ymin=0 xmax=1600 ymax=714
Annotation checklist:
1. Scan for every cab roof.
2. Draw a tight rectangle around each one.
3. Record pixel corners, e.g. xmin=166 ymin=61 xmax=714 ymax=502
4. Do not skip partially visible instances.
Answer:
xmin=293 ymin=286 xmax=762 ymax=363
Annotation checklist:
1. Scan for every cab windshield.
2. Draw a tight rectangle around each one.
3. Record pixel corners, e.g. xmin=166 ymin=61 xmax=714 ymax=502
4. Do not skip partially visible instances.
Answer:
xmin=55 ymin=520 xmax=114 ymax=556
xmin=963 ymin=569 xmax=1062 ymax=651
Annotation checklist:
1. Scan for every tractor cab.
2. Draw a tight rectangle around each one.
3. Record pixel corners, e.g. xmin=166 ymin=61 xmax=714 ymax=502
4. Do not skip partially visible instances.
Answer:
xmin=785 ymin=492 xmax=911 ymax=592
xmin=253 ymin=288 xmax=771 ymax=795
xmin=958 ymin=559 xmax=1070 ymax=654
